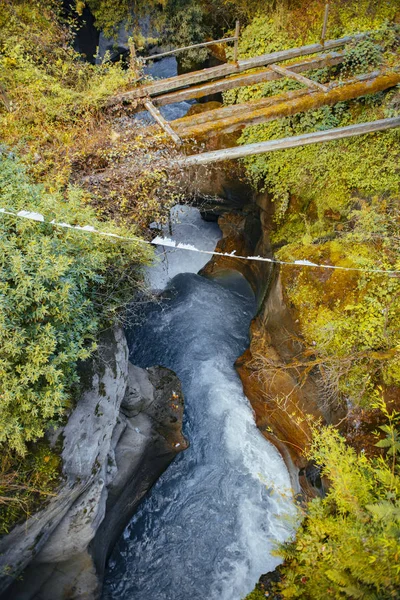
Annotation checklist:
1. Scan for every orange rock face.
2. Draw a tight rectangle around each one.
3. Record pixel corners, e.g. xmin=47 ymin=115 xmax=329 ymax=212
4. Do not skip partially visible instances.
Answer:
xmin=204 ymin=194 xmax=345 ymax=494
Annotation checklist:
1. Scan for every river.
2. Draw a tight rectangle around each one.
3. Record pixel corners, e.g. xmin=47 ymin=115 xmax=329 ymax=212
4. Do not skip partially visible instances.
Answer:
xmin=102 ymin=205 xmax=294 ymax=600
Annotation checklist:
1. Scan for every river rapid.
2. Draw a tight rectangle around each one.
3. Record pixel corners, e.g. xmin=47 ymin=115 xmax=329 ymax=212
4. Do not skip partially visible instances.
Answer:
xmin=102 ymin=206 xmax=294 ymax=600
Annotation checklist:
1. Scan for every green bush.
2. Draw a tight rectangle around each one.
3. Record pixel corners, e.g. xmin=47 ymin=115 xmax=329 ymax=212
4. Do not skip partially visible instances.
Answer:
xmin=0 ymin=0 xmax=130 ymax=186
xmin=276 ymin=403 xmax=400 ymax=599
xmin=0 ymin=440 xmax=62 ymax=535
xmin=0 ymin=154 xmax=152 ymax=454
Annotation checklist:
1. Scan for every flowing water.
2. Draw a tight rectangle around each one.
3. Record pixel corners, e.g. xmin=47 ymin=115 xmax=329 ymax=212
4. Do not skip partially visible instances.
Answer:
xmin=136 ymin=56 xmax=196 ymax=124
xmin=103 ymin=207 xmax=294 ymax=600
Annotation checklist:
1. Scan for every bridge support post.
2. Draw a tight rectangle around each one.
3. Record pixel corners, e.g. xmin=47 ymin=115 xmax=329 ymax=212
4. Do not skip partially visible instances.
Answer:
xmin=321 ymin=3 xmax=330 ymax=46
xmin=233 ymin=21 xmax=240 ymax=63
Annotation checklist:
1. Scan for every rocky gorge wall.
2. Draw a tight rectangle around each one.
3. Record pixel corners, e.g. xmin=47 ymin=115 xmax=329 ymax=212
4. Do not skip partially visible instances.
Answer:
xmin=197 ymin=165 xmax=345 ymax=497
xmin=0 ymin=328 xmax=187 ymax=600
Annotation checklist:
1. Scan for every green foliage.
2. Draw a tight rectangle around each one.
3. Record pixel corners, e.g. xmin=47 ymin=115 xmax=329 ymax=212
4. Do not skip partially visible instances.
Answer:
xmin=243 ymin=588 xmax=267 ymax=600
xmin=164 ymin=0 xmax=209 ymax=69
xmin=82 ymin=0 xmax=133 ymax=36
xmin=240 ymin=99 xmax=399 ymax=220
xmin=0 ymin=155 xmax=151 ymax=455
xmin=0 ymin=0 xmax=130 ymax=186
xmin=0 ymin=441 xmax=62 ymax=535
xmin=276 ymin=405 xmax=400 ymax=599
xmin=341 ymin=39 xmax=383 ymax=78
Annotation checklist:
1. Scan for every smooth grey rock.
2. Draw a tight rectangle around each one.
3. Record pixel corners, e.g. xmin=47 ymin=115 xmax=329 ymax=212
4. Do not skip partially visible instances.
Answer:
xmin=1 ymin=333 xmax=187 ymax=600
xmin=36 ymin=479 xmax=107 ymax=563
xmin=121 ymin=362 xmax=154 ymax=417
xmin=62 ymin=327 xmax=129 ymax=482
xmin=90 ymin=366 xmax=188 ymax=583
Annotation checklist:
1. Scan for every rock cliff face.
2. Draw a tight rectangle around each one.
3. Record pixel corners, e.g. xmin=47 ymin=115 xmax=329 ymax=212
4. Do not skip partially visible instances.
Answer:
xmin=200 ymin=181 xmax=344 ymax=496
xmin=0 ymin=328 xmax=187 ymax=600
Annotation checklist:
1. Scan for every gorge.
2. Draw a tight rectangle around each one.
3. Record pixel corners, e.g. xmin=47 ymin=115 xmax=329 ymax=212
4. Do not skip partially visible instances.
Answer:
xmin=103 ymin=206 xmax=295 ymax=600
xmin=0 ymin=2 xmax=399 ymax=598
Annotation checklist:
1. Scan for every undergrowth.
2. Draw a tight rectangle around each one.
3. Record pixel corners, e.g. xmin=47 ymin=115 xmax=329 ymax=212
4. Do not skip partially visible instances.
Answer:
xmin=237 ymin=3 xmax=400 ymax=598
xmin=228 ymin=4 xmax=400 ymax=410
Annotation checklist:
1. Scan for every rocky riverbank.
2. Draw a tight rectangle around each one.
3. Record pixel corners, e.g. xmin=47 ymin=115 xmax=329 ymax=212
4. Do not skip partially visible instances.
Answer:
xmin=0 ymin=328 xmax=187 ymax=600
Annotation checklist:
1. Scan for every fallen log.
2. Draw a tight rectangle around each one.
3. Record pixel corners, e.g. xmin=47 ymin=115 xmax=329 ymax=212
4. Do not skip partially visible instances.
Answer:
xmin=177 ymin=117 xmax=400 ymax=165
xmin=171 ymin=70 xmax=382 ymax=130
xmin=173 ymin=71 xmax=400 ymax=139
xmin=111 ymin=32 xmax=367 ymax=104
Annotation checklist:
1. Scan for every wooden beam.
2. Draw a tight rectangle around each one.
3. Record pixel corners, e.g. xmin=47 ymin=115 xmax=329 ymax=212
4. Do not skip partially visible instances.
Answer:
xmin=142 ymin=36 xmax=237 ymax=62
xmin=174 ymin=88 xmax=311 ymax=129
xmin=177 ymin=117 xmax=400 ymax=165
xmin=233 ymin=20 xmax=240 ymax=63
xmin=321 ymin=3 xmax=330 ymax=45
xmin=172 ymin=70 xmax=379 ymax=130
xmin=111 ymin=32 xmax=368 ymax=104
xmin=143 ymin=100 xmax=182 ymax=145
xmin=152 ymin=51 xmax=344 ymax=107
xmin=172 ymin=71 xmax=400 ymax=139
xmin=269 ymin=63 xmax=329 ymax=92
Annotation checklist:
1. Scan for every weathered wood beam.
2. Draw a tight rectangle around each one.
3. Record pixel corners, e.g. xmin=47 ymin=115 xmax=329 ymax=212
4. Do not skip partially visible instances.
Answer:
xmin=143 ymin=100 xmax=182 ymax=145
xmin=269 ymin=63 xmax=329 ymax=92
xmin=177 ymin=117 xmax=400 ymax=165
xmin=173 ymin=71 xmax=400 ymax=139
xmin=174 ymin=88 xmax=311 ymax=129
xmin=142 ymin=36 xmax=237 ymax=62
xmin=0 ymin=84 xmax=11 ymax=112
xmin=172 ymin=69 xmax=378 ymax=130
xmin=321 ymin=2 xmax=330 ymax=45
xmin=233 ymin=20 xmax=240 ymax=63
xmin=152 ymin=51 xmax=344 ymax=107
xmin=111 ymin=32 xmax=367 ymax=104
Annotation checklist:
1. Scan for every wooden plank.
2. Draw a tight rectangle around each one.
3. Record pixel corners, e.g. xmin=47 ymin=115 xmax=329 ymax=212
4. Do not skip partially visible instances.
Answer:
xmin=177 ymin=117 xmax=400 ymax=165
xmin=172 ymin=70 xmax=384 ymax=130
xmin=142 ymin=36 xmax=236 ymax=62
xmin=269 ymin=63 xmax=329 ymax=92
xmin=143 ymin=100 xmax=182 ymax=145
xmin=233 ymin=20 xmax=240 ymax=63
xmin=0 ymin=84 xmax=11 ymax=112
xmin=321 ymin=3 xmax=330 ymax=45
xmin=174 ymin=88 xmax=311 ymax=128
xmin=152 ymin=51 xmax=344 ymax=107
xmin=172 ymin=71 xmax=400 ymax=139
xmin=111 ymin=32 xmax=367 ymax=103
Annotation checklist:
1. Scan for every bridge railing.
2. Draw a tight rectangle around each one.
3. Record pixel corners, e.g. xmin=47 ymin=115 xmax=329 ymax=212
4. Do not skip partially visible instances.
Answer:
xmin=141 ymin=20 xmax=240 ymax=64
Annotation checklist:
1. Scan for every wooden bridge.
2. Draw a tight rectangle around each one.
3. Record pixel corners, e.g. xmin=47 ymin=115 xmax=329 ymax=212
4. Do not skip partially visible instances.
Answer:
xmin=110 ymin=11 xmax=400 ymax=164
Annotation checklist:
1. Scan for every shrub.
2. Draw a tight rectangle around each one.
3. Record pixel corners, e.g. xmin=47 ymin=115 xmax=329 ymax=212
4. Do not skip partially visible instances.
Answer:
xmin=276 ymin=403 xmax=400 ymax=599
xmin=0 ymin=154 xmax=152 ymax=455
xmin=0 ymin=441 xmax=62 ymax=535
xmin=0 ymin=0 xmax=130 ymax=186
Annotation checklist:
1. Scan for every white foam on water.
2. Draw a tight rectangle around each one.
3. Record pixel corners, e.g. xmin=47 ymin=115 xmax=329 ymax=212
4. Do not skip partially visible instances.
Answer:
xmin=147 ymin=205 xmax=221 ymax=290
